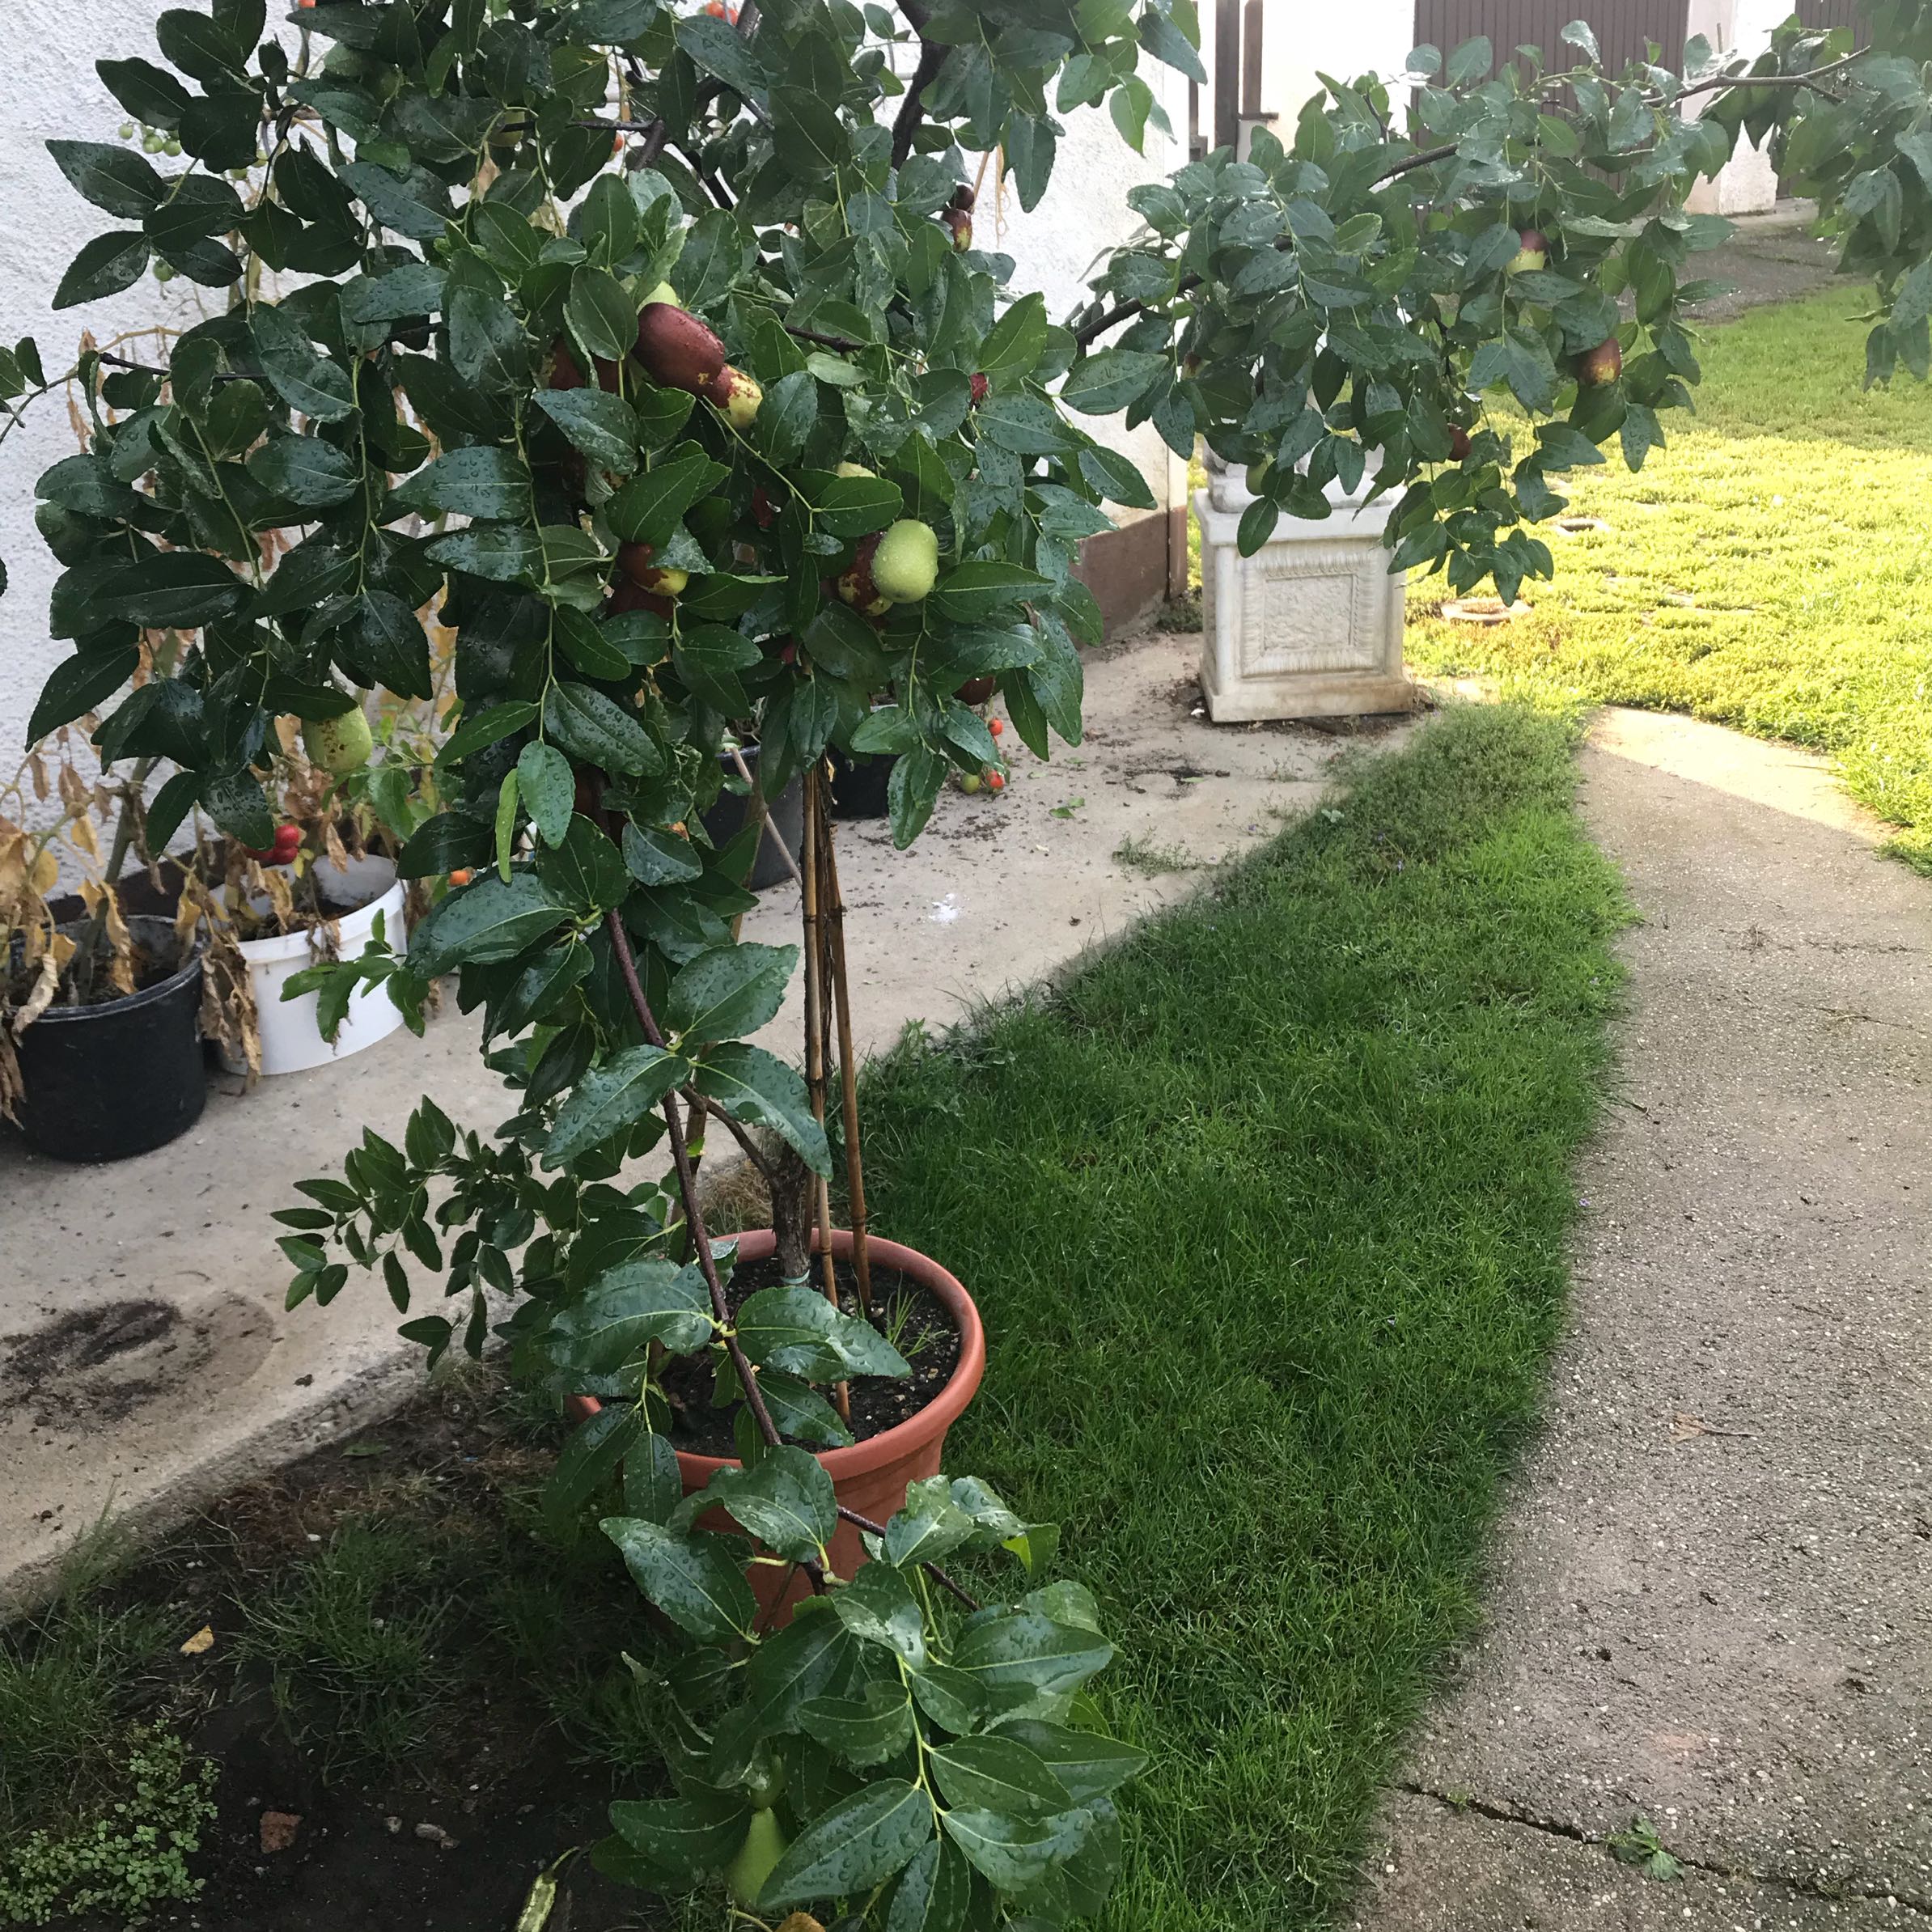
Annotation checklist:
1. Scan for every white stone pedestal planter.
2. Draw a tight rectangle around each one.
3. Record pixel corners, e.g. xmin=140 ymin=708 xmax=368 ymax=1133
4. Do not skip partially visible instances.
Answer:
xmin=1195 ymin=466 xmax=1414 ymax=722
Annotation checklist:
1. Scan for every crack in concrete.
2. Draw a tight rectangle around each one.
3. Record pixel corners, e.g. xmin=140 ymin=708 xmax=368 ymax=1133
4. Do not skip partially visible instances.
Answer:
xmin=1395 ymin=1782 xmax=1932 ymax=1921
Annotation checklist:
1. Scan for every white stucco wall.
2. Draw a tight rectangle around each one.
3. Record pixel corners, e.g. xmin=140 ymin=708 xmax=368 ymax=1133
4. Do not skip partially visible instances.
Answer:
xmin=0 ymin=0 xmax=210 ymax=817
xmin=1264 ymin=0 xmax=1417 ymax=133
xmin=1684 ymin=0 xmax=1787 ymax=215
xmin=985 ymin=70 xmax=1193 ymax=537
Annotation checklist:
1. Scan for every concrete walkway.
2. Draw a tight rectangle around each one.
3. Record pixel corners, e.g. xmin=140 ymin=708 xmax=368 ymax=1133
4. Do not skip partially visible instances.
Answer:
xmin=0 ymin=626 xmax=1404 ymax=1604
xmin=1353 ymin=706 xmax=1932 ymax=1930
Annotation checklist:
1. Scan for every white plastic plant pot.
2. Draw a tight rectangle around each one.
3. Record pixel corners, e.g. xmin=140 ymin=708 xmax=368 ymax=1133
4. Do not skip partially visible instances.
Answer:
xmin=222 ymin=854 xmax=408 ymax=1077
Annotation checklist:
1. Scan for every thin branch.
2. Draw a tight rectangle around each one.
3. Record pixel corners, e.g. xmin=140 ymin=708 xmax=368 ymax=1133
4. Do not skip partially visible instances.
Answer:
xmin=593 ymin=792 xmax=987 ymax=1613
xmin=890 ymin=1 xmax=945 ymax=169
xmin=673 ymin=138 xmax=736 ymax=210
xmin=785 ymin=323 xmax=866 ymax=352
xmin=688 ymin=1088 xmax=781 ymax=1184
xmin=1671 ymin=48 xmax=1865 ymax=104
xmin=603 ymin=904 xmax=788 ymax=1455
xmin=835 ymin=1504 xmax=981 ymax=1609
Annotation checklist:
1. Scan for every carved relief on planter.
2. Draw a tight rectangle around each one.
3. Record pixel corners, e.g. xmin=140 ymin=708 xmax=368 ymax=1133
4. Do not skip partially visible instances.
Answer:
xmin=1194 ymin=460 xmax=1416 ymax=722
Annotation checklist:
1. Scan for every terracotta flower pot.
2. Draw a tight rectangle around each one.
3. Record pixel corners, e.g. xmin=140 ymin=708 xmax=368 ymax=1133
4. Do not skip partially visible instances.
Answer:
xmin=570 ymin=1228 xmax=985 ymax=1621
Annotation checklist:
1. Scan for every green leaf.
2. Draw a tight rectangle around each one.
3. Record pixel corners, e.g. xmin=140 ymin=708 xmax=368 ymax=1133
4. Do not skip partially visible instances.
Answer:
xmin=757 ymin=1371 xmax=855 ymax=1448
xmin=516 ymin=740 xmax=575 ymax=845
xmin=758 ymin=1780 xmax=934 ymax=1911
xmin=1139 ymin=6 xmax=1206 ymax=83
xmin=48 ymin=141 xmax=164 ymax=219
xmin=908 ymin=1663 xmax=985 ymax=1735
xmin=409 ymin=871 xmax=574 ymax=976
xmin=392 ymin=446 xmax=530 ymax=520
xmin=931 ymin=562 xmax=1049 ymax=624
xmin=447 ymin=284 xmax=527 ymax=390
xmin=672 ymin=625 xmax=762 ymax=716
xmin=553 ymin=608 xmax=634 ymax=680
xmin=1237 ymin=496 xmax=1279 ymax=557
xmin=812 ymin=472 xmax=904 ymax=538
xmin=622 ymin=822 xmax=703 ymax=885
xmin=1077 ymin=443 xmax=1157 ymax=509
xmin=544 ymin=1402 xmax=643 ymax=1536
xmin=883 ymin=1834 xmax=972 ymax=1932
xmin=705 ymin=1445 xmax=837 ymax=1562
xmin=601 ymin=1518 xmax=757 ymax=1641
xmin=566 ymin=265 xmax=639 ymax=364
xmin=624 ymin=1430 xmax=682 ymax=1524
xmin=99 ymin=550 xmax=246 ymax=628
xmin=434 ymin=699 xmax=538 ymax=769
xmin=772 ymin=84 xmax=849 ymax=175
xmin=251 ymin=303 xmax=356 ymax=421
xmin=741 ymin=1599 xmax=858 ymax=1734
xmin=97 ymin=57 xmax=192 ymax=129
xmin=338 ymin=263 xmax=447 ymax=324
xmin=954 ymin=1612 xmax=1113 ymax=1709
xmin=604 ymin=450 xmax=715 ymax=547
xmin=831 ymin=1557 xmax=926 ymax=1663
xmin=883 ymin=1476 xmax=977 ymax=1570
xmin=608 ymin=1791 xmax=750 ymax=1881
xmin=798 ymin=1684 xmax=917 ymax=1767
xmin=201 ymin=768 xmax=273 ymax=849
xmin=692 ymin=1042 xmax=831 ymax=1175
xmin=546 ymin=1044 xmax=685 ymax=1164
xmin=494 ymin=770 xmax=519 ymax=882
xmin=735 ymin=1283 xmax=911 ymax=1381
xmin=547 ymin=682 xmax=661 ymax=777
xmin=535 ymin=386 xmax=641 ymax=474
xmin=54 ymin=231 xmax=150 ymax=308
xmin=977 ymin=294 xmax=1049 ymax=380
xmin=248 ymin=434 xmax=362 ymax=508
xmin=929 ymin=1735 xmax=1073 ymax=1819
xmin=993 ymin=1721 xmax=1147 ymax=1804
xmin=426 ymin=523 xmax=544 ymax=583
xmin=666 ymin=942 xmax=795 ymax=1046
xmin=671 ymin=12 xmax=766 ymax=104
xmin=27 ymin=646 xmax=138 ymax=745
xmin=536 ymin=815 xmax=629 ymax=913
xmin=941 ymin=1806 xmax=1092 ymax=1891
xmin=1061 ymin=349 xmax=1165 ymax=415
xmin=548 ymin=1260 xmax=714 ymax=1368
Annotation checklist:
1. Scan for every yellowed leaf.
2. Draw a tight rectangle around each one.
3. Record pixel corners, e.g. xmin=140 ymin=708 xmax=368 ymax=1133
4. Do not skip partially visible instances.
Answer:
xmin=70 ymin=814 xmax=100 ymax=862
xmin=29 ymin=849 xmax=59 ymax=896
xmin=180 ymin=1625 xmax=215 ymax=1655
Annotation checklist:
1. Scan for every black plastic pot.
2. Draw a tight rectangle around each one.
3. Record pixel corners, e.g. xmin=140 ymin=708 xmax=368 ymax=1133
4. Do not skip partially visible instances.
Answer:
xmin=12 ymin=917 xmax=207 ymax=1163
xmin=700 ymin=746 xmax=803 ymax=892
xmin=828 ymin=744 xmax=898 ymax=820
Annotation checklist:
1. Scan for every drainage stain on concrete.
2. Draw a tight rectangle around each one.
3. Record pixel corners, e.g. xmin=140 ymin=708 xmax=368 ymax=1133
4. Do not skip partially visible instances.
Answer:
xmin=1 ymin=1286 xmax=273 ymax=1431
xmin=2 ymin=1298 xmax=189 ymax=1422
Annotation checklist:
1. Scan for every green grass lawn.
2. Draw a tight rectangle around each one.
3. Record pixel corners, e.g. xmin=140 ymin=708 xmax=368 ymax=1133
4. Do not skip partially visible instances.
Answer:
xmin=1405 ymin=289 xmax=1932 ymax=866
xmin=860 ymin=703 xmax=1626 ymax=1930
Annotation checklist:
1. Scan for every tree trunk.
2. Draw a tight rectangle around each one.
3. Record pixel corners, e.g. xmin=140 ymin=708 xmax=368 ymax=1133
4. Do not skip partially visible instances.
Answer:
xmin=769 ymin=1142 xmax=815 ymax=1282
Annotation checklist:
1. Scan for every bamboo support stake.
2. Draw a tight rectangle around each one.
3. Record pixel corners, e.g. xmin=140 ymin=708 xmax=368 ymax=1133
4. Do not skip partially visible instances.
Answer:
xmin=820 ymin=794 xmax=873 ymax=1314
xmin=799 ymin=768 xmax=849 ymax=1421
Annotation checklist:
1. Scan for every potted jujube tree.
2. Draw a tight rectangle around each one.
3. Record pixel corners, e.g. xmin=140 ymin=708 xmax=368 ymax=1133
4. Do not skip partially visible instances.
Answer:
xmin=20 ymin=0 xmax=1930 ymax=1917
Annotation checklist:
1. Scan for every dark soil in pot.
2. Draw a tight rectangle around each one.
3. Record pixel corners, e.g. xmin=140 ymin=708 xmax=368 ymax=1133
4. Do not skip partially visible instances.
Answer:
xmin=659 ymin=1253 xmax=963 ymax=1456
xmin=10 ymin=916 xmax=207 ymax=1163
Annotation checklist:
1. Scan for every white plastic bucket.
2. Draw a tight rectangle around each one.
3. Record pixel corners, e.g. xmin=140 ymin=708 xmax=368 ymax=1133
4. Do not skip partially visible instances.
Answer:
xmin=222 ymin=854 xmax=408 ymax=1077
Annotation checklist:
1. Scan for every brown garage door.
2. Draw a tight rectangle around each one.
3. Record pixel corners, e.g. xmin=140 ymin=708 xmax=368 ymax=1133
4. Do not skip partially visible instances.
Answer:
xmin=1413 ymin=0 xmax=1692 ymax=78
